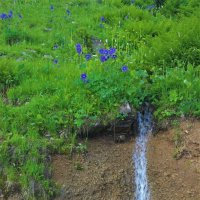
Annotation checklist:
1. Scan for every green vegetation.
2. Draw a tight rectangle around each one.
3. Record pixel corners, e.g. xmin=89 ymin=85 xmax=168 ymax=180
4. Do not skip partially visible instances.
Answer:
xmin=0 ymin=0 xmax=199 ymax=199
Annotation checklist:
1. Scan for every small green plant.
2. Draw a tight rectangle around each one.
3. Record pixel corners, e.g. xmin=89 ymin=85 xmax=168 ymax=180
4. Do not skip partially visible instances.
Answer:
xmin=173 ymin=125 xmax=185 ymax=159
xmin=74 ymin=162 xmax=84 ymax=171
xmin=76 ymin=142 xmax=87 ymax=154
xmin=66 ymin=133 xmax=77 ymax=156
xmin=4 ymin=28 xmax=34 ymax=45
xmin=172 ymin=119 xmax=180 ymax=128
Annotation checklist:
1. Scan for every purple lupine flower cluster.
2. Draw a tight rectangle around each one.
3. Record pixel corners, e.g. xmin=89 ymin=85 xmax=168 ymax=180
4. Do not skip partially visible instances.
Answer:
xmin=75 ymin=44 xmax=92 ymax=61
xmin=76 ymin=44 xmax=127 ymax=82
xmin=99 ymin=47 xmax=117 ymax=62
xmin=76 ymin=44 xmax=82 ymax=55
xmin=0 ymin=10 xmax=13 ymax=20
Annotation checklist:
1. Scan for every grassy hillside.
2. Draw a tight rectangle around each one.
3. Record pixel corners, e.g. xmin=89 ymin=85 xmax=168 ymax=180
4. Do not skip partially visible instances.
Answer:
xmin=0 ymin=0 xmax=199 ymax=199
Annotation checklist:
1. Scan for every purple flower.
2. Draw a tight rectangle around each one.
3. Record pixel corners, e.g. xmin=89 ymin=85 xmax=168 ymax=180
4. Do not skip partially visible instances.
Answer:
xmin=50 ymin=5 xmax=54 ymax=11
xmin=111 ymin=54 xmax=117 ymax=59
xmin=121 ymin=66 xmax=128 ymax=72
xmin=99 ymin=48 xmax=109 ymax=55
xmin=53 ymin=44 xmax=59 ymax=49
xmin=76 ymin=44 xmax=82 ymax=55
xmin=85 ymin=54 xmax=92 ymax=61
xmin=104 ymin=49 xmax=109 ymax=55
xmin=8 ymin=10 xmax=13 ymax=18
xmin=100 ymin=55 xmax=107 ymax=63
xmin=99 ymin=48 xmax=105 ymax=54
xmin=81 ymin=73 xmax=87 ymax=82
xmin=100 ymin=16 xmax=105 ymax=22
xmin=108 ymin=48 xmax=116 ymax=55
xmin=100 ymin=23 xmax=104 ymax=28
xmin=146 ymin=4 xmax=155 ymax=10
xmin=105 ymin=55 xmax=109 ymax=61
xmin=0 ymin=11 xmax=13 ymax=20
xmin=0 ymin=13 xmax=8 ymax=20
xmin=66 ymin=9 xmax=71 ymax=15
xmin=53 ymin=59 xmax=58 ymax=64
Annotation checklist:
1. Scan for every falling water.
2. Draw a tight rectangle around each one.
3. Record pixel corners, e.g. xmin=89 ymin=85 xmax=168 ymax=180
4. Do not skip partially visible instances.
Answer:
xmin=133 ymin=106 xmax=153 ymax=200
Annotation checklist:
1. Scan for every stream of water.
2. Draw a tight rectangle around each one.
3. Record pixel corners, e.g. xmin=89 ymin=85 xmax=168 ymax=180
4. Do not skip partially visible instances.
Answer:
xmin=133 ymin=107 xmax=153 ymax=200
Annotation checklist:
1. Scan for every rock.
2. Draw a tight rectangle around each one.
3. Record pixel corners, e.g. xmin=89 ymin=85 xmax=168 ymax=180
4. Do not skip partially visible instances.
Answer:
xmin=115 ymin=134 xmax=126 ymax=143
xmin=0 ymin=189 xmax=3 ymax=198
xmin=44 ymin=133 xmax=51 ymax=139
xmin=26 ymin=49 xmax=37 ymax=54
xmin=163 ymin=172 xmax=170 ymax=177
xmin=79 ymin=123 xmax=107 ymax=138
xmin=119 ymin=103 xmax=132 ymax=115
xmin=187 ymin=190 xmax=192 ymax=195
xmin=59 ymin=129 xmax=71 ymax=139
xmin=91 ymin=36 xmax=103 ymax=52
xmin=16 ymin=57 xmax=23 ymax=62
xmin=43 ymin=27 xmax=52 ymax=32
xmin=44 ymin=167 xmax=52 ymax=179
xmin=43 ymin=54 xmax=53 ymax=59
xmin=184 ymin=130 xmax=189 ymax=134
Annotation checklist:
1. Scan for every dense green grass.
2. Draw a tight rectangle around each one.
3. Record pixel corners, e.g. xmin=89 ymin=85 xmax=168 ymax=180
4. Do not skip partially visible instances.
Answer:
xmin=0 ymin=0 xmax=200 ymax=199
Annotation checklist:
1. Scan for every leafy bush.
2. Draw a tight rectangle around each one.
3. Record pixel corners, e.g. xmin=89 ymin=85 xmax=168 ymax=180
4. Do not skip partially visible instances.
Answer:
xmin=4 ymin=28 xmax=35 ymax=45
xmin=0 ymin=60 xmax=19 ymax=93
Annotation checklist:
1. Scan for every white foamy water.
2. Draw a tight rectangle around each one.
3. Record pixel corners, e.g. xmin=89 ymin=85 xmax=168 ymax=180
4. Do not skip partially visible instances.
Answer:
xmin=133 ymin=108 xmax=152 ymax=200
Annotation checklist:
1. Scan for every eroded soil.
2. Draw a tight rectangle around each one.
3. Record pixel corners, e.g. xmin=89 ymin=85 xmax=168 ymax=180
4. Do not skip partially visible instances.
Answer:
xmin=5 ymin=119 xmax=200 ymax=200
xmin=52 ymin=135 xmax=134 ymax=200
xmin=148 ymin=119 xmax=200 ymax=200
xmin=52 ymin=119 xmax=200 ymax=200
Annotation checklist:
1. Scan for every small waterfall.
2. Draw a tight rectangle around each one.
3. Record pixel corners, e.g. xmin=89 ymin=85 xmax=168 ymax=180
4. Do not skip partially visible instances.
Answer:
xmin=133 ymin=106 xmax=153 ymax=200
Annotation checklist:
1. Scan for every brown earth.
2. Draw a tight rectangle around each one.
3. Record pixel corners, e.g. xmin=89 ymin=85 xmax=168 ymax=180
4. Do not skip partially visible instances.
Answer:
xmin=4 ymin=119 xmax=200 ymax=200
xmin=148 ymin=119 xmax=200 ymax=200
xmin=52 ymin=134 xmax=134 ymax=200
xmin=52 ymin=119 xmax=200 ymax=200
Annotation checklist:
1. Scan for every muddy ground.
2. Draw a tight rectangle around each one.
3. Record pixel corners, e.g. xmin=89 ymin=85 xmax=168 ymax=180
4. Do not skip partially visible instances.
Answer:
xmin=52 ymin=119 xmax=200 ymax=200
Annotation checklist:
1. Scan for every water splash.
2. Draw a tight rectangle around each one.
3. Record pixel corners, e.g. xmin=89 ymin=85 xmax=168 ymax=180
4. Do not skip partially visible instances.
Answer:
xmin=133 ymin=106 xmax=153 ymax=200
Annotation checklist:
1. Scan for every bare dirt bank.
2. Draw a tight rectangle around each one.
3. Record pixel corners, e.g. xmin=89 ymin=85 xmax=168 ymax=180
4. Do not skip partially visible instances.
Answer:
xmin=148 ymin=119 xmax=200 ymax=200
xmin=44 ymin=119 xmax=200 ymax=200
xmin=52 ymin=135 xmax=134 ymax=200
